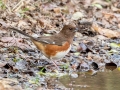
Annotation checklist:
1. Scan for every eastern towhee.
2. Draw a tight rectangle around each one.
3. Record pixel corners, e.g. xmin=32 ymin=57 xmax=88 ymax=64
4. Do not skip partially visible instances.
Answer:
xmin=9 ymin=24 xmax=78 ymax=67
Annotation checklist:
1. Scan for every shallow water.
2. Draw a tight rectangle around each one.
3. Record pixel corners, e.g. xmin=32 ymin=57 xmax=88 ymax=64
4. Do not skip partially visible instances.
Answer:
xmin=60 ymin=69 xmax=120 ymax=90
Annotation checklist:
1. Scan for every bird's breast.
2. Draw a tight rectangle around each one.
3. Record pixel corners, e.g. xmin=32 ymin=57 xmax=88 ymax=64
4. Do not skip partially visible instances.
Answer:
xmin=44 ymin=41 xmax=71 ymax=60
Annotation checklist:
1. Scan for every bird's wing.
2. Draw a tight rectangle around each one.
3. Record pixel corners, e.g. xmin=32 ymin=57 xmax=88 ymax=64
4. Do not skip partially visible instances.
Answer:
xmin=9 ymin=27 xmax=67 ymax=46
xmin=33 ymin=35 xmax=67 ymax=46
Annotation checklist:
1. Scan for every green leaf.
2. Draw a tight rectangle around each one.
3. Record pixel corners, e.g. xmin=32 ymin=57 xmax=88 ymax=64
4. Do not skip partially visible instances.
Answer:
xmin=13 ymin=58 xmax=21 ymax=62
xmin=110 ymin=43 xmax=120 ymax=48
xmin=43 ymin=34 xmax=52 ymax=36
xmin=22 ymin=8 xmax=29 ymax=12
xmin=19 ymin=7 xmax=29 ymax=15
xmin=92 ymin=3 xmax=103 ymax=9
xmin=0 ymin=0 xmax=6 ymax=9
xmin=108 ymin=49 xmax=118 ymax=54
xmin=105 ymin=0 xmax=111 ymax=2
xmin=60 ymin=63 xmax=69 ymax=69
xmin=74 ymin=52 xmax=80 ymax=56
xmin=29 ymin=77 xmax=40 ymax=85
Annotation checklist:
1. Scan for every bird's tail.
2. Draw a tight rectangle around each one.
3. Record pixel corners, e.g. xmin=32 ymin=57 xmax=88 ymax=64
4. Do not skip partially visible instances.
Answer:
xmin=9 ymin=27 xmax=46 ymax=44
xmin=9 ymin=27 xmax=33 ymax=39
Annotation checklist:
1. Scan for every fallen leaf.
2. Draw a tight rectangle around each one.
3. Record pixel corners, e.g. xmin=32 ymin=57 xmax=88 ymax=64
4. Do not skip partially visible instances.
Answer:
xmin=111 ymin=5 xmax=120 ymax=12
xmin=92 ymin=3 xmax=103 ymax=9
xmin=53 ymin=7 xmax=61 ymax=13
xmin=0 ymin=78 xmax=22 ymax=90
xmin=26 ymin=5 xmax=36 ymax=11
xmin=0 ymin=82 xmax=5 ymax=90
xmin=85 ymin=69 xmax=97 ymax=75
xmin=109 ymin=49 xmax=118 ymax=54
xmin=37 ymin=19 xmax=45 ymax=28
xmin=22 ymin=70 xmax=35 ymax=76
xmin=74 ymin=52 xmax=80 ymax=56
xmin=71 ymin=12 xmax=84 ymax=20
xmin=18 ymin=20 xmax=28 ymax=28
xmin=40 ymin=2 xmax=58 ymax=14
xmin=102 ymin=12 xmax=115 ymax=20
xmin=0 ymin=61 xmax=7 ymax=68
xmin=118 ymin=24 xmax=120 ymax=28
xmin=92 ymin=0 xmax=110 ymax=7
xmin=110 ymin=43 xmax=120 ymax=48
xmin=65 ymin=0 xmax=77 ymax=13
xmin=36 ymin=87 xmax=52 ymax=90
xmin=80 ymin=62 xmax=89 ymax=71
xmin=0 ymin=19 xmax=9 ymax=27
xmin=79 ymin=43 xmax=87 ymax=51
xmin=0 ymin=29 xmax=7 ymax=34
xmin=15 ymin=60 xmax=27 ymax=70
xmin=0 ymin=37 xmax=32 ymax=50
xmin=92 ymin=23 xmax=120 ymax=38
xmin=4 ymin=42 xmax=31 ymax=50
xmin=1 ymin=37 xmax=23 ymax=43
xmin=96 ymin=35 xmax=108 ymax=40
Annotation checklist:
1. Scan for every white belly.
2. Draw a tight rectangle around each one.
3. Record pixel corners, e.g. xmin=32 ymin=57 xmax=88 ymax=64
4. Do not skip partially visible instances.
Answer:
xmin=51 ymin=45 xmax=71 ymax=60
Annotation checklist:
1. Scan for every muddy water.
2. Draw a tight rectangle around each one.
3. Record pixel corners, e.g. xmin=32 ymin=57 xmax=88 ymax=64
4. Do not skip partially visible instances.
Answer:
xmin=60 ymin=69 xmax=120 ymax=90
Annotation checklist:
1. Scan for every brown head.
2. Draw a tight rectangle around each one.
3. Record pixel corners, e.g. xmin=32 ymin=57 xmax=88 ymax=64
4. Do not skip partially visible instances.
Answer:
xmin=60 ymin=24 xmax=78 ymax=38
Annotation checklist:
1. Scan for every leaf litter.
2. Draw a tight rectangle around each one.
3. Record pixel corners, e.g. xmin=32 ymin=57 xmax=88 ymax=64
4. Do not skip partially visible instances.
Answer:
xmin=0 ymin=0 xmax=120 ymax=89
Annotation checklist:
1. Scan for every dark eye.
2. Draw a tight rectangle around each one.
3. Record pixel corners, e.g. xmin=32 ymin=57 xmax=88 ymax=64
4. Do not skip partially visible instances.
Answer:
xmin=69 ymin=28 xmax=73 ymax=30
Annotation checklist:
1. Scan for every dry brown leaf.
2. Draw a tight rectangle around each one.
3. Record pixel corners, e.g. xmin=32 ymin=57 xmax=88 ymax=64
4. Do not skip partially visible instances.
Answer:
xmin=0 ymin=19 xmax=8 ymax=27
xmin=37 ymin=19 xmax=45 ymax=28
xmin=0 ymin=82 xmax=5 ymax=90
xmin=26 ymin=15 xmax=37 ymax=24
xmin=53 ymin=7 xmax=61 ymax=13
xmin=41 ymin=2 xmax=57 ymax=11
xmin=0 ymin=29 xmax=7 ymax=34
xmin=92 ymin=23 xmax=120 ymax=38
xmin=1 ymin=37 xmax=23 ymax=43
xmin=71 ymin=12 xmax=84 ymax=20
xmin=118 ymin=24 xmax=120 ymax=29
xmin=12 ymin=0 xmax=31 ymax=12
xmin=65 ymin=0 xmax=76 ymax=13
xmin=111 ymin=5 xmax=120 ymax=12
xmin=0 ymin=42 xmax=3 ymax=46
xmin=3 ymin=42 xmax=31 ymax=50
xmin=0 ymin=37 xmax=31 ymax=50
xmin=18 ymin=20 xmax=28 ymax=28
xmin=95 ymin=35 xmax=108 ymax=40
xmin=102 ymin=12 xmax=114 ymax=20
xmin=92 ymin=0 xmax=110 ymax=6
xmin=83 ymin=0 xmax=92 ymax=7
xmin=0 ymin=78 xmax=22 ymax=90
xmin=0 ymin=61 xmax=7 ymax=68
xmin=102 ymin=12 xmax=120 ymax=20
xmin=26 ymin=5 xmax=36 ymax=11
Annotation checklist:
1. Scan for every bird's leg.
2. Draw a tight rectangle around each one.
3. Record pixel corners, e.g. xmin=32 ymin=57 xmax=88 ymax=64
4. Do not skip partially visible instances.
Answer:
xmin=51 ymin=60 xmax=60 ymax=70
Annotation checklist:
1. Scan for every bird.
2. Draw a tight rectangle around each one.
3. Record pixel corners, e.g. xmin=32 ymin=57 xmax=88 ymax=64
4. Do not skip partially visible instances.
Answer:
xmin=9 ymin=24 xmax=78 ymax=68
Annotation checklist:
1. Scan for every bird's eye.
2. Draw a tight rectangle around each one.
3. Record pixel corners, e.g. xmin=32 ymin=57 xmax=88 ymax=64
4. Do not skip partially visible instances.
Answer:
xmin=69 ymin=28 xmax=72 ymax=30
